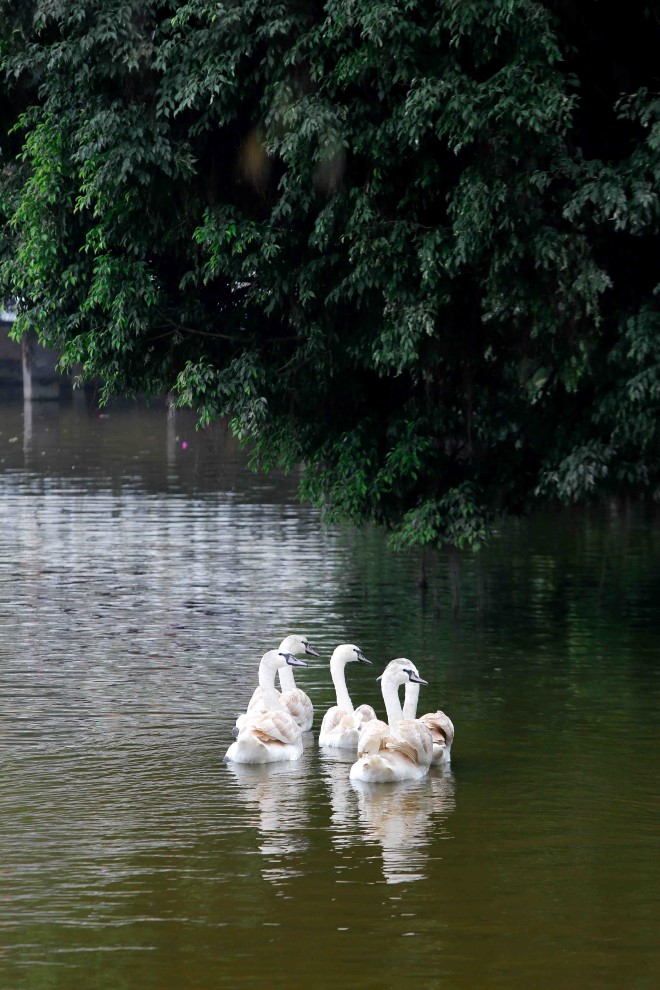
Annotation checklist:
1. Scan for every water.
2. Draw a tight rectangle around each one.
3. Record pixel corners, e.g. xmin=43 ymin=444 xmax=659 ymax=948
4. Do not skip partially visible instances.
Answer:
xmin=1 ymin=400 xmax=658 ymax=990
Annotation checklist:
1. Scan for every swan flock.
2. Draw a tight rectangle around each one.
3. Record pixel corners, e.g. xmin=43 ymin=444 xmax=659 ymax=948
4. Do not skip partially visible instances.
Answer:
xmin=225 ymin=636 xmax=454 ymax=782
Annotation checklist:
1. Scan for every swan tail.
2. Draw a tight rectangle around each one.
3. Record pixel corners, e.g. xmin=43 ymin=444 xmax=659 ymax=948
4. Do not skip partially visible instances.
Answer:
xmin=431 ymin=741 xmax=451 ymax=764
xmin=349 ymin=754 xmax=396 ymax=782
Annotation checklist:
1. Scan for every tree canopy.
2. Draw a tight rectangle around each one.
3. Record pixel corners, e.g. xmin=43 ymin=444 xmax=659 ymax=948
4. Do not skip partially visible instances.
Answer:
xmin=1 ymin=0 xmax=659 ymax=549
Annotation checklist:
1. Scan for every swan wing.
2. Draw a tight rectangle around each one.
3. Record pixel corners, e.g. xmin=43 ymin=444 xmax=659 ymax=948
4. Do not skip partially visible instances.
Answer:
xmin=280 ymin=688 xmax=313 ymax=729
xmin=419 ymin=711 xmax=455 ymax=747
xmin=320 ymin=706 xmax=345 ymax=734
xmin=384 ymin=736 xmax=419 ymax=764
xmin=354 ymin=704 xmax=377 ymax=724
xmin=341 ymin=711 xmax=362 ymax=732
xmin=356 ymin=719 xmax=390 ymax=756
xmin=319 ymin=707 xmax=364 ymax=748
xmin=235 ymin=690 xmax=266 ymax=729
xmin=320 ymin=706 xmax=359 ymax=733
xmin=388 ymin=719 xmax=433 ymax=767
xmin=241 ymin=710 xmax=302 ymax=746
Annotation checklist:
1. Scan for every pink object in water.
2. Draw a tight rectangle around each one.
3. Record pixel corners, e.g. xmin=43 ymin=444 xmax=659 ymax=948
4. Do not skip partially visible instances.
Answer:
xmin=181 ymin=441 xmax=188 ymax=449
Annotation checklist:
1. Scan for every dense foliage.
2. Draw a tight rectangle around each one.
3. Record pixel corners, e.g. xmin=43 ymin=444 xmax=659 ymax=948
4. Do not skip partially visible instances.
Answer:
xmin=1 ymin=1 xmax=659 ymax=549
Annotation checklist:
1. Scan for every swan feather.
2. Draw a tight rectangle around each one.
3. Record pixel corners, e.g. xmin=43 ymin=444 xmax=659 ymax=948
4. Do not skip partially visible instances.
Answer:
xmin=418 ymin=710 xmax=455 ymax=763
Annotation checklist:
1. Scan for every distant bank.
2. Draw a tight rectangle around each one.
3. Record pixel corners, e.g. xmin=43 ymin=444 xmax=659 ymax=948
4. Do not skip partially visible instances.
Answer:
xmin=1 ymin=303 xmax=71 ymax=400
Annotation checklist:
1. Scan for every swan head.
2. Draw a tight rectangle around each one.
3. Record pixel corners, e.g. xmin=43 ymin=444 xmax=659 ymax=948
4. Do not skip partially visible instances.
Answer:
xmin=260 ymin=649 xmax=309 ymax=673
xmin=330 ymin=643 xmax=372 ymax=666
xmin=377 ymin=658 xmax=428 ymax=688
xmin=279 ymin=651 xmax=308 ymax=669
xmin=278 ymin=634 xmax=320 ymax=658
xmin=404 ymin=664 xmax=427 ymax=685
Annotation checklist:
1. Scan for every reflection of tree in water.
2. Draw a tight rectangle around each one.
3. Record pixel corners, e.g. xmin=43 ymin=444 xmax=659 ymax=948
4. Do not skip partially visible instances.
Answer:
xmin=225 ymin=757 xmax=311 ymax=885
xmin=321 ymin=750 xmax=456 ymax=884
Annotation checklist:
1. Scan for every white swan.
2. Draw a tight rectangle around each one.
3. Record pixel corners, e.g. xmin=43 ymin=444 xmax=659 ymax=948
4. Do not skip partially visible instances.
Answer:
xmin=349 ymin=659 xmax=433 ymax=783
xmin=225 ymin=651 xmax=308 ymax=764
xmin=402 ymin=669 xmax=455 ymax=764
xmin=237 ymin=634 xmax=319 ymax=732
xmin=318 ymin=644 xmax=376 ymax=749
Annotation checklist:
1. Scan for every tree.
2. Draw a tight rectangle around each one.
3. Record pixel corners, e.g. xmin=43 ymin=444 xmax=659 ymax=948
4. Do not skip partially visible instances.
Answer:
xmin=1 ymin=0 xmax=659 ymax=550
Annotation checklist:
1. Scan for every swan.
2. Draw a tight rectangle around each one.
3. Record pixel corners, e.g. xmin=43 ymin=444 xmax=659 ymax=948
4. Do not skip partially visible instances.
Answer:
xmin=349 ymin=659 xmax=433 ymax=783
xmin=237 ymin=634 xmax=319 ymax=732
xmin=402 ymin=669 xmax=455 ymax=764
xmin=225 ymin=651 xmax=308 ymax=764
xmin=318 ymin=644 xmax=376 ymax=749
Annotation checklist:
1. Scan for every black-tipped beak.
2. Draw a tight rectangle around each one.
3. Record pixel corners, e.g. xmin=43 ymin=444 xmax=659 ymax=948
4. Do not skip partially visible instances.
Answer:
xmin=304 ymin=643 xmax=320 ymax=657
xmin=406 ymin=670 xmax=428 ymax=685
xmin=356 ymin=650 xmax=372 ymax=665
xmin=231 ymin=725 xmax=239 ymax=738
xmin=283 ymin=652 xmax=308 ymax=668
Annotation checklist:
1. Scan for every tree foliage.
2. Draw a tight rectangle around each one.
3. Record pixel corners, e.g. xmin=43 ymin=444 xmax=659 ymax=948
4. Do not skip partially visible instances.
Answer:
xmin=1 ymin=0 xmax=659 ymax=549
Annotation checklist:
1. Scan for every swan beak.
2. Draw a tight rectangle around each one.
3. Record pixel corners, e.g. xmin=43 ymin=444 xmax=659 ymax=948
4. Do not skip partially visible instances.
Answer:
xmin=230 ymin=725 xmax=240 ymax=738
xmin=285 ymin=654 xmax=308 ymax=668
xmin=304 ymin=643 xmax=320 ymax=657
xmin=356 ymin=650 xmax=372 ymax=664
xmin=407 ymin=671 xmax=428 ymax=685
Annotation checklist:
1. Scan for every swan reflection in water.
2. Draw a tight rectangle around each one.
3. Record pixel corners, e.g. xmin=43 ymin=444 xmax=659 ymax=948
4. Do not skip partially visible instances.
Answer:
xmin=321 ymin=749 xmax=456 ymax=884
xmin=225 ymin=749 xmax=312 ymax=885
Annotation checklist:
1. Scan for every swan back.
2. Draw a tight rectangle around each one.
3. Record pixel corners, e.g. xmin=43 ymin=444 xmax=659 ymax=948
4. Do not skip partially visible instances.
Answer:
xmin=387 ymin=719 xmax=433 ymax=767
xmin=225 ymin=708 xmax=303 ymax=764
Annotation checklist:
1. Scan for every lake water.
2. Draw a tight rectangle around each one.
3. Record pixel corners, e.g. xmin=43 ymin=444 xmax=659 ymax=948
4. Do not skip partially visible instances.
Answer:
xmin=1 ymin=399 xmax=658 ymax=990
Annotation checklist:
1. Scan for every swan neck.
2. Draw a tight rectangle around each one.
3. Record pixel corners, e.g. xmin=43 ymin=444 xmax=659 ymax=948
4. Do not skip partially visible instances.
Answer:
xmin=278 ymin=665 xmax=296 ymax=692
xmin=402 ymin=680 xmax=420 ymax=719
xmin=258 ymin=656 xmax=281 ymax=710
xmin=381 ymin=677 xmax=404 ymax=727
xmin=330 ymin=657 xmax=353 ymax=712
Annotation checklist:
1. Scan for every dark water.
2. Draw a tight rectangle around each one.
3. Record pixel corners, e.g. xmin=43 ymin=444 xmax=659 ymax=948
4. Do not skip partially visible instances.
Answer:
xmin=1 ymin=400 xmax=658 ymax=990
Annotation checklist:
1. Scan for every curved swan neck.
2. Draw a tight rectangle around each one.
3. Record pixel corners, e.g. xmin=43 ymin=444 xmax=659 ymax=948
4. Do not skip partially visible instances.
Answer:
xmin=278 ymin=665 xmax=296 ymax=692
xmin=330 ymin=655 xmax=353 ymax=712
xmin=402 ymin=680 xmax=420 ymax=719
xmin=258 ymin=653 xmax=282 ymax=710
xmin=381 ymin=675 xmax=405 ymax=727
